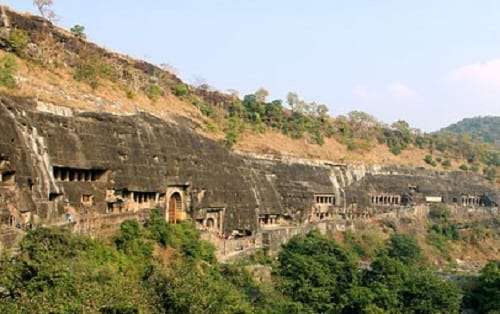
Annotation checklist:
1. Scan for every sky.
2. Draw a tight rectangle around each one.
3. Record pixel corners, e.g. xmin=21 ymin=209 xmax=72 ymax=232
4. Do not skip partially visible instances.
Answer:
xmin=3 ymin=1 xmax=500 ymax=131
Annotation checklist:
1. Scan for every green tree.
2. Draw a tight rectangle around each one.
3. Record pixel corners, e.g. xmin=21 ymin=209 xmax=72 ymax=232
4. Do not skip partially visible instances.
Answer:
xmin=243 ymin=94 xmax=265 ymax=122
xmin=467 ymin=261 xmax=500 ymax=313
xmin=0 ymin=228 xmax=157 ymax=313
xmin=399 ymin=271 xmax=460 ymax=314
xmin=387 ymin=233 xmax=422 ymax=266
xmin=150 ymin=261 xmax=254 ymax=314
xmin=264 ymin=99 xmax=285 ymax=129
xmin=278 ymin=230 xmax=360 ymax=313
xmin=70 ymin=24 xmax=86 ymax=39
xmin=363 ymin=247 xmax=460 ymax=313
xmin=363 ymin=254 xmax=410 ymax=311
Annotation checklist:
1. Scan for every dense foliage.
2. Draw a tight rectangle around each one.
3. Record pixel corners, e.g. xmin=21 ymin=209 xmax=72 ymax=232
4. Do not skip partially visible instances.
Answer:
xmin=0 ymin=213 xmax=496 ymax=313
xmin=465 ymin=261 xmax=500 ymax=313
xmin=278 ymin=231 xmax=461 ymax=314
xmin=0 ymin=210 xmax=298 ymax=313
xmin=438 ymin=116 xmax=500 ymax=147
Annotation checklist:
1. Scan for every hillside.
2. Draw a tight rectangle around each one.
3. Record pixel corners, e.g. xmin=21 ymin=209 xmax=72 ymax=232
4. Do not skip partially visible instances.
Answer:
xmin=0 ymin=6 xmax=497 ymax=182
xmin=0 ymin=6 xmax=498 ymax=313
xmin=438 ymin=116 xmax=500 ymax=147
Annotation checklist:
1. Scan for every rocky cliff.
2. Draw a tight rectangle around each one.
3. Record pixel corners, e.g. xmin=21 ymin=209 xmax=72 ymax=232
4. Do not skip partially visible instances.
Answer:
xmin=1 ymin=94 xmax=498 ymax=255
xmin=0 ymin=6 xmax=498 ymax=257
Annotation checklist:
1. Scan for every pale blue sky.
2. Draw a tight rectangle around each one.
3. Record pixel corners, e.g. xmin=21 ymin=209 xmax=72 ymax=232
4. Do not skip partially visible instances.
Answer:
xmin=3 ymin=1 xmax=500 ymax=131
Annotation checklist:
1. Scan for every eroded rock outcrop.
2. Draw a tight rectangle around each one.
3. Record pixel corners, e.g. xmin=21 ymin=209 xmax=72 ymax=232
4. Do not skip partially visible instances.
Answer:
xmin=0 ymin=95 xmax=498 ymax=255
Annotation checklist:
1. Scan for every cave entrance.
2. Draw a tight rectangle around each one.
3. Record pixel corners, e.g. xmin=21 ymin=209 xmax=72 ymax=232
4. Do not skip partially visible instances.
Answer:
xmin=206 ymin=217 xmax=215 ymax=229
xmin=168 ymin=192 xmax=182 ymax=224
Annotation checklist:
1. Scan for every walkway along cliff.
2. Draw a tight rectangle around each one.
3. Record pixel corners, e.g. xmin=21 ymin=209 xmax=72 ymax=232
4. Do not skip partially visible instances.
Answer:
xmin=1 ymin=95 xmax=498 ymax=257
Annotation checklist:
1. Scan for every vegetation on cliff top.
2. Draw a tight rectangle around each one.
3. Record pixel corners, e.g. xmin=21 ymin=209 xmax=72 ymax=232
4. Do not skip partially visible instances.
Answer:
xmin=438 ymin=116 xmax=500 ymax=147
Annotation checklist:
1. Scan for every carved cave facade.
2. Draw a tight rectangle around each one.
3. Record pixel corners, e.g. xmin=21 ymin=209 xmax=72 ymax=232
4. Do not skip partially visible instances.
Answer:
xmin=0 ymin=98 xmax=498 ymax=254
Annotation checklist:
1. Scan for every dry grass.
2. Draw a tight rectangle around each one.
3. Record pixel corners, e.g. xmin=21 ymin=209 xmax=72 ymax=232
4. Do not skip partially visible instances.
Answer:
xmin=235 ymin=129 xmax=472 ymax=171
xmin=0 ymin=52 xmax=479 ymax=171
xmin=1 ymin=51 xmax=202 ymax=122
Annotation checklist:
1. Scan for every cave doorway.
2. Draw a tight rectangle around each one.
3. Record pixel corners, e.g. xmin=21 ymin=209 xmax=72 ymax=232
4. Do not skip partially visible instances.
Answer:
xmin=168 ymin=192 xmax=182 ymax=224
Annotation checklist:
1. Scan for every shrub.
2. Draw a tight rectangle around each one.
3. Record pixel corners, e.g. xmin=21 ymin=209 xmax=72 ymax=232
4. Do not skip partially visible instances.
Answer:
xmin=144 ymin=84 xmax=163 ymax=102
xmin=7 ymin=28 xmax=29 ymax=55
xmin=172 ymin=83 xmax=189 ymax=98
xmin=223 ymin=116 xmax=245 ymax=148
xmin=424 ymin=155 xmax=434 ymax=165
xmin=390 ymin=145 xmax=401 ymax=155
xmin=459 ymin=164 xmax=469 ymax=171
xmin=429 ymin=223 xmax=459 ymax=241
xmin=0 ymin=53 xmax=18 ymax=88
xmin=482 ymin=151 xmax=500 ymax=167
xmin=415 ymin=136 xmax=425 ymax=148
xmin=483 ymin=167 xmax=497 ymax=181
xmin=114 ymin=220 xmax=152 ymax=257
xmin=205 ymin=120 xmax=218 ymax=133
xmin=74 ymin=62 xmax=99 ymax=89
xmin=310 ymin=130 xmax=325 ymax=145
xmin=426 ymin=231 xmax=451 ymax=259
xmin=73 ymin=56 xmax=116 ymax=89
xmin=124 ymin=88 xmax=134 ymax=99
xmin=290 ymin=129 xmax=304 ymax=139
xmin=253 ymin=120 xmax=266 ymax=133
xmin=467 ymin=225 xmax=492 ymax=244
xmin=387 ymin=233 xmax=422 ymax=265
xmin=199 ymin=103 xmax=215 ymax=117
xmin=70 ymin=24 xmax=86 ymax=39
xmin=428 ymin=204 xmax=451 ymax=220
xmin=436 ymin=142 xmax=448 ymax=152
xmin=441 ymin=159 xmax=451 ymax=168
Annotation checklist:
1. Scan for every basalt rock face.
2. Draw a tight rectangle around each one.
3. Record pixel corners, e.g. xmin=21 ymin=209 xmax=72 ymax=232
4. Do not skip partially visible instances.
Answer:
xmin=0 ymin=96 xmax=260 ymax=232
xmin=345 ymin=167 xmax=500 ymax=210
xmin=0 ymin=96 xmax=499 ymax=249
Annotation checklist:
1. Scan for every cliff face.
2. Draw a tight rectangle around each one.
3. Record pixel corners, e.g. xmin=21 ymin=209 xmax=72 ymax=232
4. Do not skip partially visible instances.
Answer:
xmin=0 ymin=96 xmax=258 ymax=232
xmin=1 ymin=95 xmax=498 ymax=250
xmin=0 ymin=7 xmax=498 ymax=260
